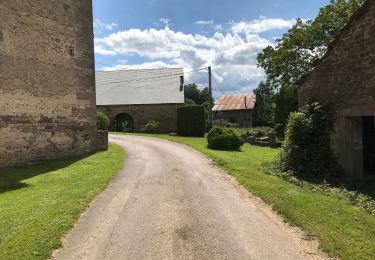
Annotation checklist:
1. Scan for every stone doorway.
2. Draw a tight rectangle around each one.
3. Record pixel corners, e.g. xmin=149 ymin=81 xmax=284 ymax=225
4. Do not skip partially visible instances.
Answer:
xmin=363 ymin=116 xmax=375 ymax=178
xmin=114 ymin=113 xmax=134 ymax=132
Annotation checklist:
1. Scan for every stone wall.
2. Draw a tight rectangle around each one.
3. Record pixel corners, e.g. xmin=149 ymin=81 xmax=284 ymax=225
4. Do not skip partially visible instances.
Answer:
xmin=96 ymin=131 xmax=108 ymax=151
xmin=213 ymin=110 xmax=256 ymax=128
xmin=97 ymin=104 xmax=184 ymax=133
xmin=0 ymin=0 xmax=97 ymax=167
xmin=297 ymin=1 xmax=375 ymax=179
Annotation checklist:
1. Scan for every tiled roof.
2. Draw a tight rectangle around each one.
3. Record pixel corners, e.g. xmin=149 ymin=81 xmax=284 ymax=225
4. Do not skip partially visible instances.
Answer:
xmin=212 ymin=94 xmax=256 ymax=111
xmin=96 ymin=68 xmax=185 ymax=106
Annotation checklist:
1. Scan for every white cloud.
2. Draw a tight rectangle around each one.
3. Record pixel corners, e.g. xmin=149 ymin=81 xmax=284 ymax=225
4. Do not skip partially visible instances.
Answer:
xmin=94 ymin=19 xmax=119 ymax=31
xmin=159 ymin=18 xmax=171 ymax=27
xmin=102 ymin=61 xmax=179 ymax=71
xmin=195 ymin=20 xmax=214 ymax=25
xmin=231 ymin=17 xmax=295 ymax=34
xmin=94 ymin=16 xmax=294 ymax=94
xmin=94 ymin=46 xmax=117 ymax=55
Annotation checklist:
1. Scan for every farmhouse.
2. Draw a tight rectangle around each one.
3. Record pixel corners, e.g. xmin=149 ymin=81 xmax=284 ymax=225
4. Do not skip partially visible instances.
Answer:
xmin=96 ymin=68 xmax=185 ymax=133
xmin=0 ymin=1 xmax=98 ymax=167
xmin=297 ymin=0 xmax=375 ymax=180
xmin=212 ymin=94 xmax=256 ymax=128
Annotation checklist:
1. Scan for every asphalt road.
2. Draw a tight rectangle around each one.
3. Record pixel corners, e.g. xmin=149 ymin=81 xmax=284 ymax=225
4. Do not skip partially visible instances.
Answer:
xmin=53 ymin=134 xmax=325 ymax=260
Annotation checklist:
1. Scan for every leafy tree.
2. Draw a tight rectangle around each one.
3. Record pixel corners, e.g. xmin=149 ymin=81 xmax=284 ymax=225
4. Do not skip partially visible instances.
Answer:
xmin=253 ymin=81 xmax=275 ymax=126
xmin=184 ymin=84 xmax=213 ymax=105
xmin=256 ymin=0 xmax=364 ymax=135
xmin=184 ymin=84 xmax=201 ymax=104
xmin=274 ymin=86 xmax=298 ymax=137
xmin=184 ymin=84 xmax=214 ymax=131
xmin=185 ymin=98 xmax=196 ymax=106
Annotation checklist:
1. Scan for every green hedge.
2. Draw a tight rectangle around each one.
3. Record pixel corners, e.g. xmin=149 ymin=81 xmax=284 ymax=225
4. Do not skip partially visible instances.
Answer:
xmin=177 ymin=105 xmax=206 ymax=137
xmin=97 ymin=112 xmax=110 ymax=130
xmin=278 ymin=102 xmax=339 ymax=178
xmin=207 ymin=127 xmax=244 ymax=151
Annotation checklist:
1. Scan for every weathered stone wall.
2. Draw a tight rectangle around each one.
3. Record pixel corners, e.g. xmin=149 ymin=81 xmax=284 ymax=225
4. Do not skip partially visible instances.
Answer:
xmin=97 ymin=104 xmax=183 ymax=133
xmin=213 ymin=110 xmax=256 ymax=128
xmin=298 ymin=1 xmax=375 ymax=179
xmin=96 ymin=131 xmax=108 ymax=151
xmin=0 ymin=1 xmax=97 ymax=167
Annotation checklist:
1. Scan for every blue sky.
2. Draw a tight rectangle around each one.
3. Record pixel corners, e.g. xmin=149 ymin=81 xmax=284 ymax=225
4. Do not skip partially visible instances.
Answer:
xmin=93 ymin=0 xmax=329 ymax=98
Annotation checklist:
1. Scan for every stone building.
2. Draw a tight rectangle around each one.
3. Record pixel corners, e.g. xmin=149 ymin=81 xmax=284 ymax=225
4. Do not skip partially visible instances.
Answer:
xmin=297 ymin=0 xmax=375 ymax=180
xmin=0 ymin=1 xmax=97 ymax=167
xmin=212 ymin=94 xmax=256 ymax=128
xmin=96 ymin=68 xmax=185 ymax=133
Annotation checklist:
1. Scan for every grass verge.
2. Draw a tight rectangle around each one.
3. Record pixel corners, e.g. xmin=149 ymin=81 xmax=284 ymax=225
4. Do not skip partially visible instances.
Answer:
xmin=115 ymin=133 xmax=375 ymax=260
xmin=0 ymin=144 xmax=124 ymax=260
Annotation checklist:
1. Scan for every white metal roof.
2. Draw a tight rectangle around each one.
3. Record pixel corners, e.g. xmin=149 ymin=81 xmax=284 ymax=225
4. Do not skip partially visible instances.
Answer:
xmin=96 ymin=68 xmax=185 ymax=106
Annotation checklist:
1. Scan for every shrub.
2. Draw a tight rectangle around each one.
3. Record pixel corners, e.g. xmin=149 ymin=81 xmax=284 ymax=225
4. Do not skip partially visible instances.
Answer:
xmin=141 ymin=120 xmax=160 ymax=134
xmin=97 ymin=112 xmax=110 ymax=130
xmin=207 ymin=127 xmax=244 ymax=151
xmin=177 ymin=105 xmax=206 ymax=137
xmin=213 ymin=119 xmax=229 ymax=128
xmin=278 ymin=102 xmax=339 ymax=179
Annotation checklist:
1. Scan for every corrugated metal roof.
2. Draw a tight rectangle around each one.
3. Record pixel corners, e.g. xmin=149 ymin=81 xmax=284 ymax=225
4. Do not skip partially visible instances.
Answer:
xmin=96 ymin=68 xmax=185 ymax=106
xmin=212 ymin=94 xmax=256 ymax=111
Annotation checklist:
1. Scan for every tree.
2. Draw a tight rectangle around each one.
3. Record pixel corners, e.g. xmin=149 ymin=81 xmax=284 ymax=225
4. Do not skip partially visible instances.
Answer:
xmin=184 ymin=84 xmax=214 ymax=131
xmin=256 ymin=0 xmax=364 ymax=135
xmin=184 ymin=84 xmax=214 ymax=106
xmin=184 ymin=84 xmax=201 ymax=104
xmin=253 ymin=81 xmax=275 ymax=126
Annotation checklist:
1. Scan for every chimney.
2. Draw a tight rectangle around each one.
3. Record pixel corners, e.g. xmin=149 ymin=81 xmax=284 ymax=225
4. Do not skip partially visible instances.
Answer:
xmin=244 ymin=96 xmax=247 ymax=108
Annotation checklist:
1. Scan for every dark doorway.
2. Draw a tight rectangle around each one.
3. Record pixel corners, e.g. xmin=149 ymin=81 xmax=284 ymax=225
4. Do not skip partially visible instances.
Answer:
xmin=363 ymin=116 xmax=375 ymax=177
xmin=114 ymin=113 xmax=134 ymax=132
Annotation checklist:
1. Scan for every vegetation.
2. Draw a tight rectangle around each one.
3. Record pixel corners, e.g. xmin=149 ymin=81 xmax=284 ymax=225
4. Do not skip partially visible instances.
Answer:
xmin=177 ymin=105 xmax=206 ymax=137
xmin=207 ymin=127 xmax=244 ymax=151
xmin=277 ymin=102 xmax=339 ymax=179
xmin=255 ymin=0 xmax=365 ymax=134
xmin=119 ymin=133 xmax=375 ymax=259
xmin=184 ymin=84 xmax=214 ymax=130
xmin=141 ymin=120 xmax=160 ymax=134
xmin=0 ymin=144 xmax=124 ymax=259
xmin=97 ymin=112 xmax=110 ymax=130
xmin=184 ymin=84 xmax=213 ymax=106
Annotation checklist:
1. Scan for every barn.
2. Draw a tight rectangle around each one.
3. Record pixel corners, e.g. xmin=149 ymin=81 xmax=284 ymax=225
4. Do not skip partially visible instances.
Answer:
xmin=96 ymin=68 xmax=185 ymax=133
xmin=212 ymin=94 xmax=256 ymax=128
xmin=297 ymin=0 xmax=375 ymax=180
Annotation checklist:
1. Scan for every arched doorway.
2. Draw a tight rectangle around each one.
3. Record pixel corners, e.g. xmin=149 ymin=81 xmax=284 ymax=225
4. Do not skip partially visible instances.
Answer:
xmin=114 ymin=113 xmax=134 ymax=132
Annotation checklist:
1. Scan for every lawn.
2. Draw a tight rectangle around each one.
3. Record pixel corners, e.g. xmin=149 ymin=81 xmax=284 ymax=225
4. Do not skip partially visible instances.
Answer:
xmin=0 ymin=144 xmax=124 ymax=260
xmin=116 ymin=133 xmax=375 ymax=260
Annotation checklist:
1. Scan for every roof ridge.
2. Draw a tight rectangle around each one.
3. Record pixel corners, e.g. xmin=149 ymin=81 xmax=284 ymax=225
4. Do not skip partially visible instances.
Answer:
xmin=296 ymin=0 xmax=371 ymax=86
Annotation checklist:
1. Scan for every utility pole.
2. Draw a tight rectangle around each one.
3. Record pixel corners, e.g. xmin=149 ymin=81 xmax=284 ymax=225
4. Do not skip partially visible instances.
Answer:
xmin=208 ymin=66 xmax=213 ymax=125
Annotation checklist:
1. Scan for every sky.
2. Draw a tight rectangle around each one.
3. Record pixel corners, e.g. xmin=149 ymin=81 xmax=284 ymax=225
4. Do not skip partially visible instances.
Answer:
xmin=93 ymin=0 xmax=330 ymax=99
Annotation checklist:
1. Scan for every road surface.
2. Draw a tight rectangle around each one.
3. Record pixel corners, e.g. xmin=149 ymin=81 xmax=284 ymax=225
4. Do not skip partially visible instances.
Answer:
xmin=54 ymin=134 xmax=325 ymax=260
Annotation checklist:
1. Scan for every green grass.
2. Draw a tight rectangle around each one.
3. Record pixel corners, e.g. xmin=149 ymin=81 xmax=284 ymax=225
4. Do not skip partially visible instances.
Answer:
xmin=116 ymin=132 xmax=375 ymax=260
xmin=0 ymin=144 xmax=124 ymax=260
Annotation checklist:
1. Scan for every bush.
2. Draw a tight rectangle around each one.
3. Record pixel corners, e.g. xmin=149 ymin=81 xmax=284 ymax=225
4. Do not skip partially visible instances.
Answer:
xmin=141 ymin=120 xmax=160 ymax=134
xmin=177 ymin=105 xmax=206 ymax=137
xmin=97 ymin=112 xmax=110 ymax=130
xmin=207 ymin=127 xmax=244 ymax=151
xmin=278 ymin=102 xmax=339 ymax=179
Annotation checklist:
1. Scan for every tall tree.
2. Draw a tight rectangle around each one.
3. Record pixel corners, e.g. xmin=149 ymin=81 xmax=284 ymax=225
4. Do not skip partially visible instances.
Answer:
xmin=256 ymin=0 xmax=365 ymax=134
xmin=184 ymin=84 xmax=214 ymax=105
xmin=184 ymin=84 xmax=201 ymax=105
xmin=253 ymin=81 xmax=275 ymax=126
